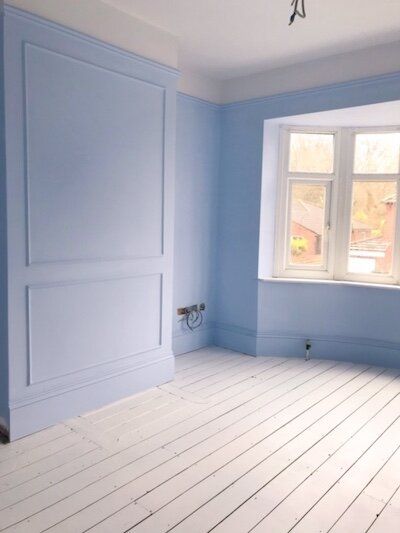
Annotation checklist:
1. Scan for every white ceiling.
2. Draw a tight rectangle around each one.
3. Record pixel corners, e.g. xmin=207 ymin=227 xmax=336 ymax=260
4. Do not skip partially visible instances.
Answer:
xmin=103 ymin=0 xmax=400 ymax=80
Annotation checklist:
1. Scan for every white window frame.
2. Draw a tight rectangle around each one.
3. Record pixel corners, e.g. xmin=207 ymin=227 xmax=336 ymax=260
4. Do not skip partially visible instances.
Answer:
xmin=274 ymin=125 xmax=400 ymax=285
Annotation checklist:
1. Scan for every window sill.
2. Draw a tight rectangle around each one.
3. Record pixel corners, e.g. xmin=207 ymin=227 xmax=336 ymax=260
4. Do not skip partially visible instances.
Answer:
xmin=259 ymin=277 xmax=400 ymax=291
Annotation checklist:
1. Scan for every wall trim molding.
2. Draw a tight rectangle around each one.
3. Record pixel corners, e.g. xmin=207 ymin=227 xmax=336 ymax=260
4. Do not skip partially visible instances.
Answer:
xmin=23 ymin=41 xmax=167 ymax=265
xmin=10 ymin=353 xmax=172 ymax=409
xmin=173 ymin=323 xmax=214 ymax=355
xmin=220 ymin=71 xmax=400 ymax=110
xmin=177 ymin=92 xmax=221 ymax=111
xmin=215 ymin=320 xmax=400 ymax=350
xmin=215 ymin=322 xmax=257 ymax=340
xmin=214 ymin=322 xmax=257 ymax=356
xmin=9 ymin=355 xmax=174 ymax=440
xmin=255 ymin=331 xmax=400 ymax=352
xmin=215 ymin=323 xmax=400 ymax=367
xmin=26 ymin=273 xmax=163 ymax=386
xmin=4 ymin=5 xmax=180 ymax=79
xmin=173 ymin=322 xmax=215 ymax=339
xmin=179 ymin=71 xmax=400 ymax=110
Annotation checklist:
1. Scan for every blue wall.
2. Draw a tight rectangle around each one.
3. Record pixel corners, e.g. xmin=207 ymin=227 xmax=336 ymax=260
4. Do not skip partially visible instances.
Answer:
xmin=173 ymin=94 xmax=220 ymax=354
xmin=0 ymin=12 xmax=9 ymax=434
xmin=215 ymin=74 xmax=400 ymax=368
xmin=3 ymin=7 xmax=400 ymax=442
xmin=4 ymin=6 xmax=177 ymax=440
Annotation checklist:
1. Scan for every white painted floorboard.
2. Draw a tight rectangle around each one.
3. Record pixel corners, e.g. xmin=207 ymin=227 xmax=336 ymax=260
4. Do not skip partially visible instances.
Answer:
xmin=1 ymin=346 xmax=400 ymax=532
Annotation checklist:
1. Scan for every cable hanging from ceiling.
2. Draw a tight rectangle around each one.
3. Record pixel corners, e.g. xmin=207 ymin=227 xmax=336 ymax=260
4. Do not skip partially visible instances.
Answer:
xmin=289 ymin=0 xmax=306 ymax=25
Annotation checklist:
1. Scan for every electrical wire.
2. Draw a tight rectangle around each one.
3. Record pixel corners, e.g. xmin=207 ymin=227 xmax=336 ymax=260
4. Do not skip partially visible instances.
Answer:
xmin=186 ymin=308 xmax=203 ymax=331
xmin=289 ymin=0 xmax=306 ymax=25
xmin=179 ymin=308 xmax=204 ymax=331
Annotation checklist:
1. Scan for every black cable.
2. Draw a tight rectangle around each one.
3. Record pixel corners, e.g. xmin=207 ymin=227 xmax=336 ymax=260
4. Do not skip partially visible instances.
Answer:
xmin=185 ymin=308 xmax=204 ymax=331
xmin=289 ymin=0 xmax=306 ymax=25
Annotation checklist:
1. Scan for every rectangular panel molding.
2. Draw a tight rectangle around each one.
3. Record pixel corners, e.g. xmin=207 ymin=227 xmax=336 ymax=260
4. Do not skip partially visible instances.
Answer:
xmin=28 ymin=275 xmax=163 ymax=384
xmin=24 ymin=42 xmax=166 ymax=265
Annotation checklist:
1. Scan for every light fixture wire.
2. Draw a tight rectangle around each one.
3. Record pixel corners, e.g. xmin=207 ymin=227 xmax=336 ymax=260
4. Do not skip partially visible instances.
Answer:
xmin=289 ymin=0 xmax=306 ymax=25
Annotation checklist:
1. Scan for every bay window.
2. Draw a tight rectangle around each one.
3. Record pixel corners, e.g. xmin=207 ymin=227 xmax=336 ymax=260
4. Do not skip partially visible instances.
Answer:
xmin=274 ymin=126 xmax=400 ymax=285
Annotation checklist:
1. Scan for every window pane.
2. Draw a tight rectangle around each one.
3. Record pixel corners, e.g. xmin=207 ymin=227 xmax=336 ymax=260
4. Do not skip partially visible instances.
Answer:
xmin=348 ymin=181 xmax=397 ymax=275
xmin=289 ymin=183 xmax=327 ymax=267
xmin=354 ymin=132 xmax=400 ymax=174
xmin=289 ymin=133 xmax=334 ymax=174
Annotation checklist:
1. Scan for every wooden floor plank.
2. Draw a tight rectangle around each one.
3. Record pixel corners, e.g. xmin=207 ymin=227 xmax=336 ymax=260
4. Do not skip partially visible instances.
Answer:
xmin=0 ymin=425 xmax=72 ymax=462
xmin=83 ymin=389 xmax=167 ymax=425
xmin=187 ymin=356 xmax=283 ymax=396
xmin=2 ymin=361 xmax=334 ymax=531
xmin=129 ymin=366 xmax=381 ymax=533
xmin=329 ymin=442 xmax=400 ymax=532
xmin=290 ymin=420 xmax=400 ymax=532
xmin=0 ymin=447 xmax=105 ymax=512
xmin=1 ymin=347 xmax=399 ymax=533
xmin=251 ymin=385 xmax=400 ymax=532
xmin=98 ymin=395 xmax=178 ymax=433
xmin=0 ymin=439 xmax=99 ymax=497
xmin=187 ymin=370 xmax=400 ymax=533
xmin=111 ymin=358 xmax=307 ymax=450
xmin=0 ymin=431 xmax=87 ymax=477
xmin=368 ymin=486 xmax=400 ymax=532
xmin=174 ymin=348 xmax=236 ymax=372
xmin=35 ymin=362 xmax=349 ymax=532
xmin=181 ymin=356 xmax=280 ymax=393
xmin=0 ymin=447 xmax=176 ymax=532
xmin=174 ymin=354 xmax=251 ymax=387
xmin=174 ymin=348 xmax=258 ymax=379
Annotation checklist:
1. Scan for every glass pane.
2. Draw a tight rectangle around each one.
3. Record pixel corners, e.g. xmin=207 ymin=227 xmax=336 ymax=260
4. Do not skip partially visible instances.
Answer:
xmin=348 ymin=181 xmax=397 ymax=275
xmin=354 ymin=132 xmax=400 ymax=174
xmin=289 ymin=183 xmax=327 ymax=267
xmin=289 ymin=133 xmax=334 ymax=174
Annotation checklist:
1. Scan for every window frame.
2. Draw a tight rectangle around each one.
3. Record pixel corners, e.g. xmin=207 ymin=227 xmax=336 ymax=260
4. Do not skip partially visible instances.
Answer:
xmin=274 ymin=125 xmax=400 ymax=285
xmin=274 ymin=125 xmax=341 ymax=280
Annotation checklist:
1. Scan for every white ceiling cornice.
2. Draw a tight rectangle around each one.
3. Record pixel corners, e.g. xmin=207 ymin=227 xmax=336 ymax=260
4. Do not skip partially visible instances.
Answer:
xmin=104 ymin=0 xmax=400 ymax=80
xmin=5 ymin=0 xmax=179 ymax=70
xmin=5 ymin=0 xmax=400 ymax=105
